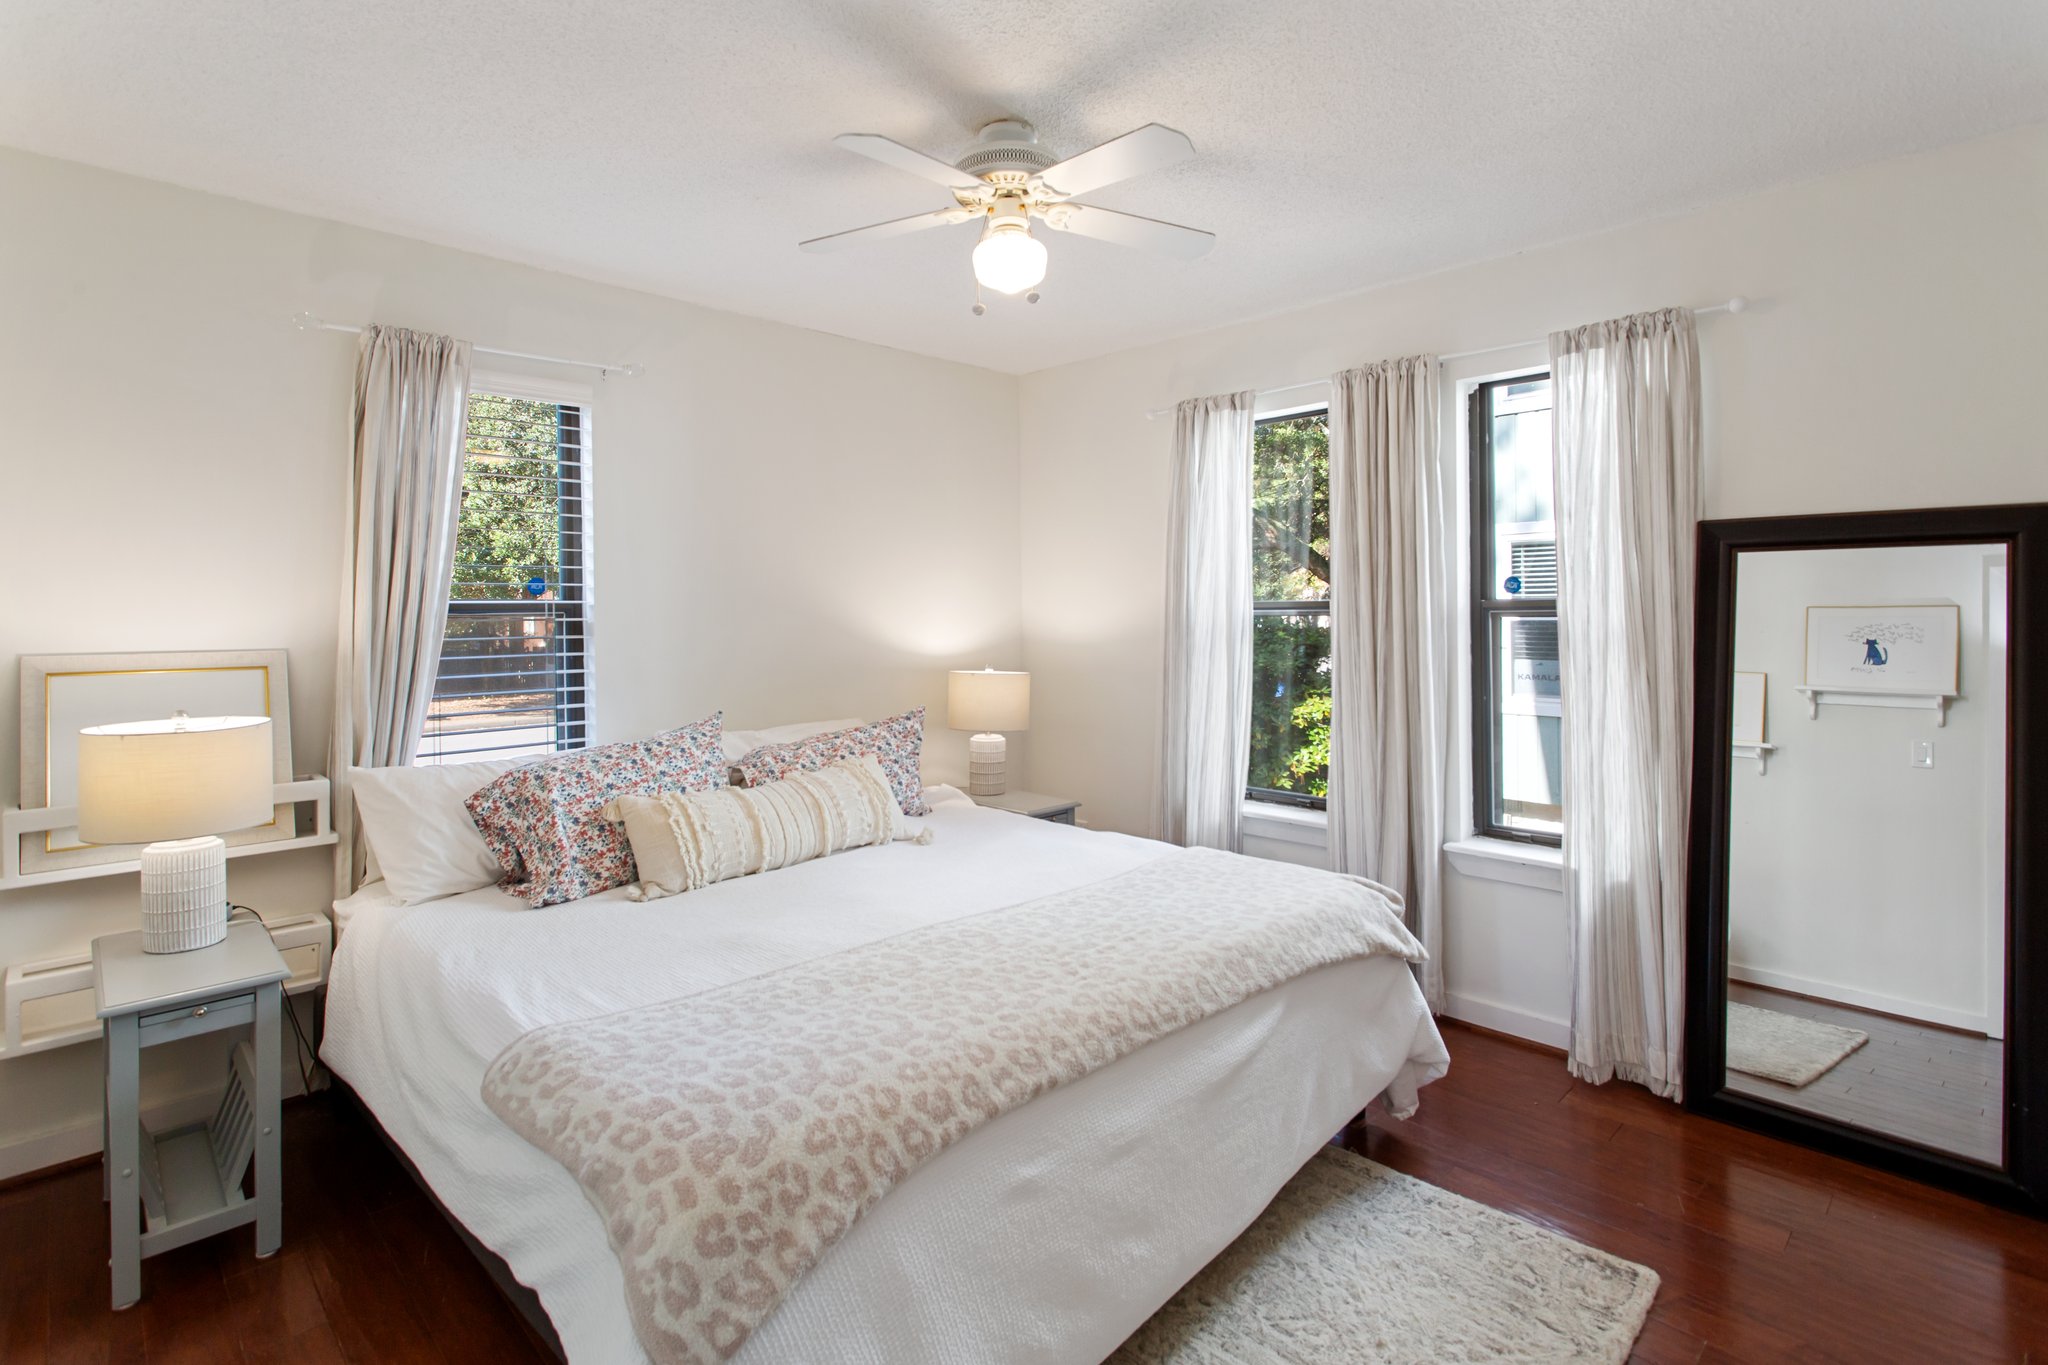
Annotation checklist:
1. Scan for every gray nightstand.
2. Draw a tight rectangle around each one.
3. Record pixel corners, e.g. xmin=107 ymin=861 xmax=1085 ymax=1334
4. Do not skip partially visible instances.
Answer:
xmin=93 ymin=919 xmax=288 ymax=1309
xmin=973 ymin=789 xmax=1081 ymax=824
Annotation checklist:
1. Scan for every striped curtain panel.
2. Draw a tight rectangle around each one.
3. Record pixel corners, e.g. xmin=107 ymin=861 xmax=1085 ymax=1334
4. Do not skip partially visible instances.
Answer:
xmin=1157 ymin=392 xmax=1256 ymax=851
xmin=1326 ymin=355 xmax=1454 ymax=1010
xmin=1550 ymin=307 xmax=1700 ymax=1099
xmin=329 ymin=325 xmax=473 ymax=895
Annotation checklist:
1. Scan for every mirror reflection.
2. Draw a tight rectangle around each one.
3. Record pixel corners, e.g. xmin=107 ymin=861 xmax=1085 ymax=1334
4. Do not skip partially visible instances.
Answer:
xmin=1724 ymin=542 xmax=2007 ymax=1166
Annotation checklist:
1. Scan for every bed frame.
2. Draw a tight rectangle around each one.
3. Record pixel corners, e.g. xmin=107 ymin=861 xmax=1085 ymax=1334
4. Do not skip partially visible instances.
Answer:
xmin=331 ymin=1080 xmax=568 ymax=1360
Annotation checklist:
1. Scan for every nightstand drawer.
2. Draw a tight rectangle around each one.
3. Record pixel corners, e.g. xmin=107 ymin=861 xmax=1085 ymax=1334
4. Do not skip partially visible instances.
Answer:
xmin=139 ymin=993 xmax=254 ymax=1044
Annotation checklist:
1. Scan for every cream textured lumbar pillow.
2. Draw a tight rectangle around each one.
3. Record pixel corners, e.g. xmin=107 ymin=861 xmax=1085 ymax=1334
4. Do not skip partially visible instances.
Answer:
xmin=603 ymin=754 xmax=930 ymax=900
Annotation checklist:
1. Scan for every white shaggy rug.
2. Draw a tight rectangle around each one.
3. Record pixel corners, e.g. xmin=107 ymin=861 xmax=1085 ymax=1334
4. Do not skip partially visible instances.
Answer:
xmin=1109 ymin=1146 xmax=1659 ymax=1365
xmin=1726 ymin=1001 xmax=1869 ymax=1087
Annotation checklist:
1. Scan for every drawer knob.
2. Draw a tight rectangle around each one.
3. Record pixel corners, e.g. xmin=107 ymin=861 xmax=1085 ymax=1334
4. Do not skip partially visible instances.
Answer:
xmin=192 ymin=1006 xmax=208 ymax=1017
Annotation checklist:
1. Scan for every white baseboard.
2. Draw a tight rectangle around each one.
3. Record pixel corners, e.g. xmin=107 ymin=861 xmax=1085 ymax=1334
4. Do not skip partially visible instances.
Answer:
xmin=1729 ymin=963 xmax=1993 ymax=1036
xmin=0 ymin=1070 xmax=313 ymax=1184
xmin=1442 ymin=989 xmax=1571 ymax=1051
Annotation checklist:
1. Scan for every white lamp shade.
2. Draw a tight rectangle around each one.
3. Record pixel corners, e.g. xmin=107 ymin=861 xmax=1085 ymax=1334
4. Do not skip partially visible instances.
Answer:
xmin=948 ymin=669 xmax=1031 ymax=733
xmin=971 ymin=228 xmax=1048 ymax=295
xmin=75 ymin=715 xmax=275 ymax=844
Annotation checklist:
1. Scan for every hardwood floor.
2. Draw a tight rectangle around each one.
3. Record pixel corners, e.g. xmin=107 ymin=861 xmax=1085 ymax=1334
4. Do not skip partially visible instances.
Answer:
xmin=1343 ymin=1024 xmax=2046 ymax=1364
xmin=1723 ymin=980 xmax=2004 ymax=1165
xmin=0 ymin=1094 xmax=555 ymax=1365
xmin=3 ymin=1021 xmax=2043 ymax=1363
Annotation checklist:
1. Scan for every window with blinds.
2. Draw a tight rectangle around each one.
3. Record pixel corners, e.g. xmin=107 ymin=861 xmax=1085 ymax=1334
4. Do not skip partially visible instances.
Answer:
xmin=416 ymin=390 xmax=590 ymax=765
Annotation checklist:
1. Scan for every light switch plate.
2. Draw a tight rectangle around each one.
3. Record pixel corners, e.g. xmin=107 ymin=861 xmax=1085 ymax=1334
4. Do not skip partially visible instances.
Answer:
xmin=1912 ymin=741 xmax=1936 ymax=769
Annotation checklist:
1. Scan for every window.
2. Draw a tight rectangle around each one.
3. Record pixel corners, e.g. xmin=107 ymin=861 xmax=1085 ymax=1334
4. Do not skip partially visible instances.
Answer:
xmin=1248 ymin=408 xmax=1331 ymax=808
xmin=1470 ymin=375 xmax=1560 ymax=842
xmin=417 ymin=389 xmax=591 ymax=765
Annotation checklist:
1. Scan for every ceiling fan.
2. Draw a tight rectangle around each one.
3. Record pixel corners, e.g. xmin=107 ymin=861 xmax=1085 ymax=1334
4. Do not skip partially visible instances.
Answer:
xmin=799 ymin=118 xmax=1214 ymax=312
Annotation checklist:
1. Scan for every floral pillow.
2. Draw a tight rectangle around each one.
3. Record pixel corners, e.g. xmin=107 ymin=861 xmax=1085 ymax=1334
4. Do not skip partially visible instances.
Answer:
xmin=730 ymin=708 xmax=929 ymax=816
xmin=466 ymin=714 xmax=727 ymax=907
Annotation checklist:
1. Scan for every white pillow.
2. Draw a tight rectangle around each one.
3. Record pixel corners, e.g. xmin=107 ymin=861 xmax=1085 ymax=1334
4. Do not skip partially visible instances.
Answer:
xmin=349 ymin=757 xmax=530 ymax=905
xmin=719 ymin=717 xmax=864 ymax=764
xmin=605 ymin=755 xmax=926 ymax=901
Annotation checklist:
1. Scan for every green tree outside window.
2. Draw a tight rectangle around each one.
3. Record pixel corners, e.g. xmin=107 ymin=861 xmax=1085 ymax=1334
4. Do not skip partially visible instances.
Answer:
xmin=1250 ymin=412 xmax=1331 ymax=800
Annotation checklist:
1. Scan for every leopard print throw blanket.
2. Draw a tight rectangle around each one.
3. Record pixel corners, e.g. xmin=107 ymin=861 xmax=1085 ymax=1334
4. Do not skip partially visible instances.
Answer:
xmin=481 ymin=847 xmax=1424 ymax=1363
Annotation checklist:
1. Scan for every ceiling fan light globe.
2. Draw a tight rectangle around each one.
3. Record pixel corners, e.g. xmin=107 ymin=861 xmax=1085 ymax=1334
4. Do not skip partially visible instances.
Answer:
xmin=972 ymin=229 xmax=1048 ymax=295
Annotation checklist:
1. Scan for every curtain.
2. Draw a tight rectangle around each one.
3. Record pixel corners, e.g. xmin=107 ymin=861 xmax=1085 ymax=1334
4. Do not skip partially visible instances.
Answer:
xmin=1327 ymin=356 xmax=1453 ymax=1009
xmin=1157 ymin=391 xmax=1255 ymax=851
xmin=1550 ymin=307 xmax=1700 ymax=1098
xmin=330 ymin=325 xmax=473 ymax=895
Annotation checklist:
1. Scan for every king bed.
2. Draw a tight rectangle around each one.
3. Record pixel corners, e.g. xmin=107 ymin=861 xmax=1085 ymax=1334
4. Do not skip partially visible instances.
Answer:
xmin=321 ymin=783 xmax=1449 ymax=1364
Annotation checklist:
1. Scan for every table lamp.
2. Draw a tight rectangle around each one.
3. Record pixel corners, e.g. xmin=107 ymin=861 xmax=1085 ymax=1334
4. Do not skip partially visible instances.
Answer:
xmin=76 ymin=713 xmax=275 ymax=954
xmin=947 ymin=669 xmax=1030 ymax=797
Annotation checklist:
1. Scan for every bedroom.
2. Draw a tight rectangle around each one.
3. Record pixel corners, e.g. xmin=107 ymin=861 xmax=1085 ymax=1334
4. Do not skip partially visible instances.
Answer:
xmin=1 ymin=1 xmax=2045 ymax=1361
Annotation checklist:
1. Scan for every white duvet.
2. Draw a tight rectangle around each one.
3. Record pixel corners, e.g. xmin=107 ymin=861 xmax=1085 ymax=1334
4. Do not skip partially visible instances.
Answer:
xmin=322 ymin=787 xmax=1449 ymax=1364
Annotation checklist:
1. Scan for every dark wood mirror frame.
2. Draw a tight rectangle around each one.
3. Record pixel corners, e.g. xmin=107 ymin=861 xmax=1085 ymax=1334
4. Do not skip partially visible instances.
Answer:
xmin=1685 ymin=502 xmax=2047 ymax=1214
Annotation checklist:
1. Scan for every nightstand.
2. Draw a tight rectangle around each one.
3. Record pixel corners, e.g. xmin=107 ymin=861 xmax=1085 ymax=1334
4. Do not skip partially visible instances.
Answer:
xmin=93 ymin=919 xmax=288 ymax=1309
xmin=973 ymin=789 xmax=1081 ymax=825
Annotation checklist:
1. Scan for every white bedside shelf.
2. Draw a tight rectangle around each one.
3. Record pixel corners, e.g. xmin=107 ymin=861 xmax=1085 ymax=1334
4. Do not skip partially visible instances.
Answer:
xmin=0 ymin=777 xmax=335 ymax=893
xmin=1 ymin=909 xmax=330 ymax=1061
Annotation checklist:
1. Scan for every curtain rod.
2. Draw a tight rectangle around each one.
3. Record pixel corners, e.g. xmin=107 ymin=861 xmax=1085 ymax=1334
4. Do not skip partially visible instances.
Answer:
xmin=292 ymin=313 xmax=643 ymax=378
xmin=1142 ymin=297 xmax=1748 ymax=420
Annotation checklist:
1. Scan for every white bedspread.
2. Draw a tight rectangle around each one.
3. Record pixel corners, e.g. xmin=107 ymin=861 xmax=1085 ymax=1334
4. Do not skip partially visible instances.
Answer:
xmin=321 ymin=788 xmax=1449 ymax=1365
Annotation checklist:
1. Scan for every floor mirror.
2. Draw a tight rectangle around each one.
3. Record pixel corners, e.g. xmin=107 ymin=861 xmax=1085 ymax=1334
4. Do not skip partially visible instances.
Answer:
xmin=1684 ymin=503 xmax=2045 ymax=1212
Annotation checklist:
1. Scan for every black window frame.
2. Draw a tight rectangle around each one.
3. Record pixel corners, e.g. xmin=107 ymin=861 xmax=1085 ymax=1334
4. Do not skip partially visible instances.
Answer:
xmin=1247 ymin=406 xmax=1332 ymax=812
xmin=418 ymin=394 xmax=591 ymax=765
xmin=1469 ymin=374 xmax=1562 ymax=847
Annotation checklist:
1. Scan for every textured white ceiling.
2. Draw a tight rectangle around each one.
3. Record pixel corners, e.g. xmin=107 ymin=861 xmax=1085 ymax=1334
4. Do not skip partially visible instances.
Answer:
xmin=3 ymin=1 xmax=2045 ymax=373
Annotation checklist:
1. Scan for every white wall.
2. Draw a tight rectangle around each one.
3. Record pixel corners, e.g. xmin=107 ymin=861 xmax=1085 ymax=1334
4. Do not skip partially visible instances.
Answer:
xmin=1017 ymin=123 xmax=2048 ymax=1044
xmin=1727 ymin=544 xmax=2005 ymax=1033
xmin=0 ymin=149 xmax=1024 ymax=1175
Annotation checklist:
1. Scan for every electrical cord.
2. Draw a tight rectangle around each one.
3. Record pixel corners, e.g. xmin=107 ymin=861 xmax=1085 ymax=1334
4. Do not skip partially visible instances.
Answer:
xmin=229 ymin=903 xmax=324 ymax=1095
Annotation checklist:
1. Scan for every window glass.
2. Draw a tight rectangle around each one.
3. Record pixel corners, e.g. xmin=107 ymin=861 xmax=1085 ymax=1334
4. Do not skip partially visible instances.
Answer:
xmin=418 ymin=393 xmax=590 ymax=765
xmin=1486 ymin=378 xmax=1556 ymax=599
xmin=1250 ymin=610 xmax=1331 ymax=801
xmin=1248 ymin=411 xmax=1331 ymax=807
xmin=1488 ymin=614 xmax=1562 ymax=834
xmin=1472 ymin=376 xmax=1561 ymax=842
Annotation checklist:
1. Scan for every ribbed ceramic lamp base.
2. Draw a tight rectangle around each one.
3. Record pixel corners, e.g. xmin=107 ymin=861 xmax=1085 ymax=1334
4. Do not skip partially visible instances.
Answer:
xmin=139 ymin=836 xmax=230 ymax=954
xmin=967 ymin=732 xmax=1008 ymax=797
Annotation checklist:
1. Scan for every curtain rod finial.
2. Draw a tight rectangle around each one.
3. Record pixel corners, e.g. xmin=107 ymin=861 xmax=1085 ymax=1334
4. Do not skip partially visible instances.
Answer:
xmin=292 ymin=311 xmax=324 ymax=331
xmin=1725 ymin=296 xmax=1748 ymax=314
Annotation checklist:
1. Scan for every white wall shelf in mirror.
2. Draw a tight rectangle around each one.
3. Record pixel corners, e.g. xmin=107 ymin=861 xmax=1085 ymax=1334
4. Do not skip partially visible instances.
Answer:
xmin=1731 ymin=741 xmax=1777 ymax=774
xmin=1793 ymin=685 xmax=1956 ymax=728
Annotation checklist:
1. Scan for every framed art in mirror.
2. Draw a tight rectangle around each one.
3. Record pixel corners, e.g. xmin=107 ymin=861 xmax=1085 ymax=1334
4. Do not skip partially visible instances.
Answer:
xmin=1685 ymin=503 xmax=2046 ymax=1216
xmin=17 ymin=650 xmax=296 ymax=875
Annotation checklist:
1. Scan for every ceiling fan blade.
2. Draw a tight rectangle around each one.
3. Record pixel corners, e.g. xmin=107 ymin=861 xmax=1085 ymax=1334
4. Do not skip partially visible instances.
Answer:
xmin=833 ymin=133 xmax=984 ymax=191
xmin=800 ymin=207 xmax=976 ymax=254
xmin=1032 ymin=123 xmax=1195 ymax=199
xmin=1042 ymin=203 xmax=1214 ymax=260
